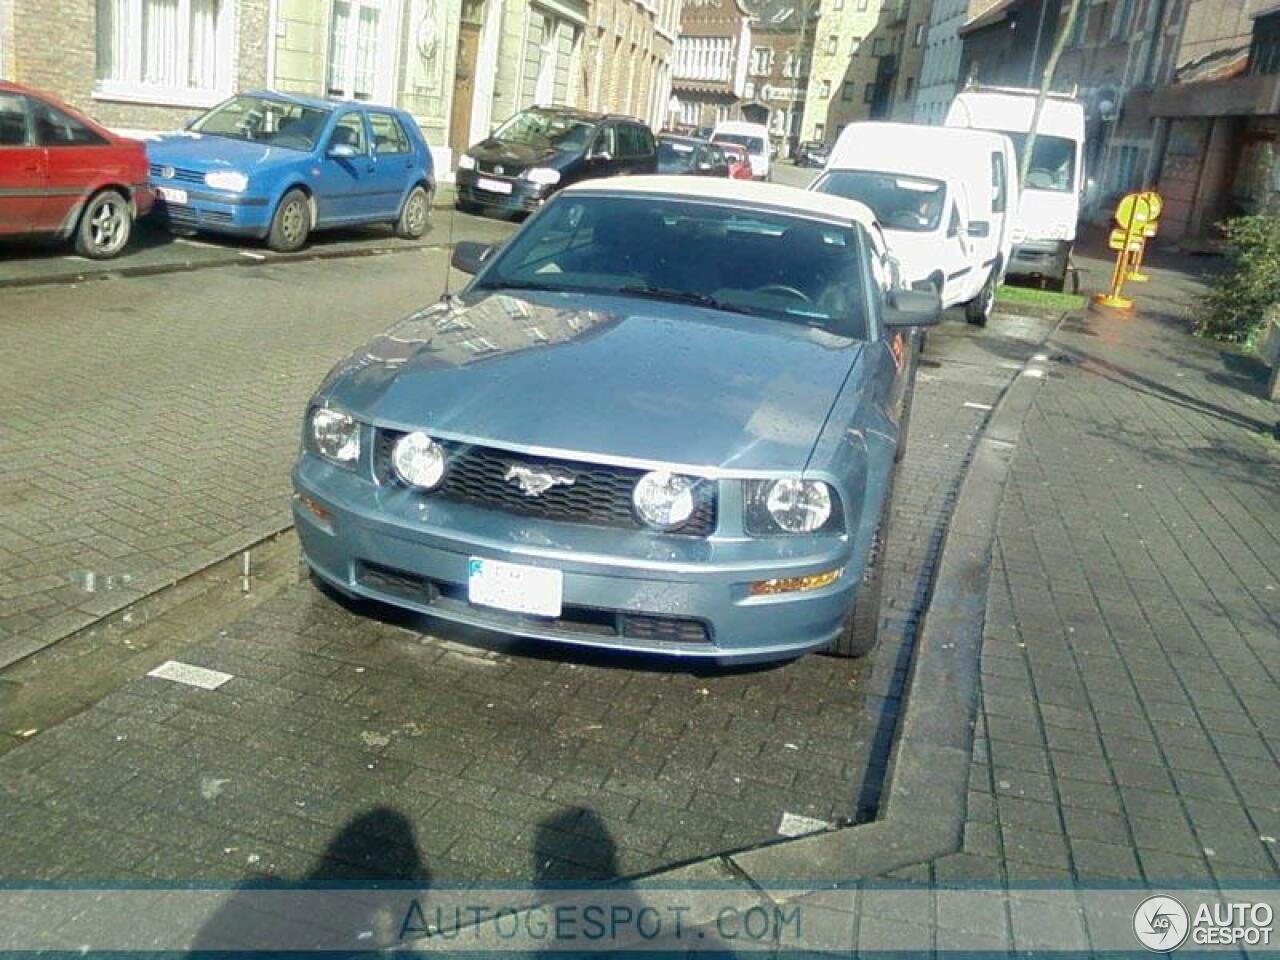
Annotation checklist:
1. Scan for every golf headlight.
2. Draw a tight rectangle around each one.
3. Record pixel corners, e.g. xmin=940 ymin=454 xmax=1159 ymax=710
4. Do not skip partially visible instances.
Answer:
xmin=523 ymin=167 xmax=561 ymax=186
xmin=310 ymin=408 xmax=359 ymax=464
xmin=633 ymin=471 xmax=697 ymax=530
xmin=457 ymin=154 xmax=476 ymax=171
xmin=204 ymin=170 xmax=248 ymax=192
xmin=392 ymin=431 xmax=446 ymax=490
xmin=746 ymin=479 xmax=838 ymax=534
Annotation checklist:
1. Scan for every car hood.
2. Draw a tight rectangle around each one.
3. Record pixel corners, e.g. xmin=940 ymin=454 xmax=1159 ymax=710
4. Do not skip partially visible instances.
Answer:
xmin=320 ymin=292 xmax=861 ymax=473
xmin=466 ymin=138 xmax=567 ymax=172
xmin=146 ymin=133 xmax=303 ymax=174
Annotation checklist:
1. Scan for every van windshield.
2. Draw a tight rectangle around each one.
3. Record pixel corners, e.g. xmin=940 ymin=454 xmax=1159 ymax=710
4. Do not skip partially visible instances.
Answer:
xmin=1004 ymin=133 xmax=1077 ymax=192
xmin=812 ymin=170 xmax=946 ymax=233
xmin=713 ymin=133 xmax=765 ymax=156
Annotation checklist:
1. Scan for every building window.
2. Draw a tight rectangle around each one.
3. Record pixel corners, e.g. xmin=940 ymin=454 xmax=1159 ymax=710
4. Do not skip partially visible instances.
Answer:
xmin=871 ymin=36 xmax=888 ymax=56
xmin=841 ymin=80 xmax=855 ymax=100
xmin=750 ymin=46 xmax=773 ymax=76
xmin=820 ymin=79 xmax=831 ymax=97
xmin=903 ymin=76 xmax=914 ymax=99
xmin=834 ymin=0 xmax=844 ymax=8
xmin=826 ymin=34 xmax=837 ymax=55
xmin=864 ymin=82 xmax=876 ymax=102
xmin=857 ymin=0 xmax=868 ymax=9
xmin=95 ymin=0 xmax=232 ymax=105
xmin=914 ymin=22 xmax=925 ymax=46
xmin=850 ymin=35 xmax=862 ymax=55
xmin=328 ymin=0 xmax=386 ymax=100
xmin=814 ymin=122 xmax=825 ymax=140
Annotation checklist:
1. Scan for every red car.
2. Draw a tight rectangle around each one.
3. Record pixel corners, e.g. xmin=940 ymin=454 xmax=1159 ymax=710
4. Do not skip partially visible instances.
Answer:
xmin=0 ymin=81 xmax=152 ymax=259
xmin=721 ymin=143 xmax=753 ymax=181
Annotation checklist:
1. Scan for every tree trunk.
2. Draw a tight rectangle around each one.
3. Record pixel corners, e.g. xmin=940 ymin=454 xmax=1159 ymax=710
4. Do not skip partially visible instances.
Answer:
xmin=1019 ymin=0 xmax=1085 ymax=189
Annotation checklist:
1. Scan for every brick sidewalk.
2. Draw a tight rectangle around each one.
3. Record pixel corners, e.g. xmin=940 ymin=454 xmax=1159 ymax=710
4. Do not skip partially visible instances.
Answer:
xmin=797 ymin=306 xmax=1280 ymax=954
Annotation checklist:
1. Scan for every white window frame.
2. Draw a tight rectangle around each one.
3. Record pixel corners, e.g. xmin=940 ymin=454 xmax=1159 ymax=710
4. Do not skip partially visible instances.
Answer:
xmin=327 ymin=0 xmax=401 ymax=103
xmin=94 ymin=0 xmax=235 ymax=108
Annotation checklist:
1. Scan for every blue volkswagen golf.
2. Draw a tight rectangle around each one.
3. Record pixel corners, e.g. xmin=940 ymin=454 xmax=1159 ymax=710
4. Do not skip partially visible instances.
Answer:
xmin=146 ymin=91 xmax=434 ymax=251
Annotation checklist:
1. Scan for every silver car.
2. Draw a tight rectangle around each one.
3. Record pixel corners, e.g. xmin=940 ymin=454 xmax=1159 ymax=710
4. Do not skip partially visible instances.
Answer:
xmin=292 ymin=178 xmax=939 ymax=662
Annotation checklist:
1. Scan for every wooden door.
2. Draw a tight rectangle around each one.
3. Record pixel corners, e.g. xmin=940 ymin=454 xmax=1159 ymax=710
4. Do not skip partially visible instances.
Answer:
xmin=450 ymin=21 xmax=481 ymax=156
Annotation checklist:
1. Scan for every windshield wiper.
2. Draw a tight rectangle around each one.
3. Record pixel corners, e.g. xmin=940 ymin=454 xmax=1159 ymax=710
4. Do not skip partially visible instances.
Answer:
xmin=617 ymin=285 xmax=761 ymax=317
xmin=476 ymin=280 xmax=569 ymax=294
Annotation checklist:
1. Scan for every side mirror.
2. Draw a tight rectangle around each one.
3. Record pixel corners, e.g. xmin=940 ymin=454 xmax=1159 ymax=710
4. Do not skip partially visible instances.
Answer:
xmin=451 ymin=240 xmax=494 ymax=275
xmin=328 ymin=143 xmax=359 ymax=159
xmin=968 ymin=220 xmax=991 ymax=238
xmin=884 ymin=289 xmax=942 ymax=328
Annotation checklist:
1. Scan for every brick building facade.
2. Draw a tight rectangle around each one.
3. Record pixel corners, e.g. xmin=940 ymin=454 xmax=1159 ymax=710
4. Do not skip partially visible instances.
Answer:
xmin=742 ymin=0 xmax=816 ymax=154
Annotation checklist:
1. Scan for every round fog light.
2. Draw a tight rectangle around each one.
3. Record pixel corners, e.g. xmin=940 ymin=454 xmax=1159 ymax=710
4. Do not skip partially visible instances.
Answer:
xmin=633 ymin=472 xmax=697 ymax=530
xmin=392 ymin=432 xmax=446 ymax=489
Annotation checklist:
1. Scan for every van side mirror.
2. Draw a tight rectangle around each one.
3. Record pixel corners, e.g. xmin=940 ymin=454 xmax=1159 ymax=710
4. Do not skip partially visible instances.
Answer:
xmin=884 ymin=289 xmax=942 ymax=328
xmin=451 ymin=241 xmax=494 ymax=275
xmin=968 ymin=220 xmax=991 ymax=238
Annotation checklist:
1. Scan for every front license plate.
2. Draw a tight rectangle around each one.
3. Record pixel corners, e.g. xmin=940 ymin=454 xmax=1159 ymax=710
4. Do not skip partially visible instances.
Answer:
xmin=475 ymin=177 xmax=513 ymax=196
xmin=468 ymin=557 xmax=562 ymax=617
xmin=157 ymin=186 xmax=188 ymax=205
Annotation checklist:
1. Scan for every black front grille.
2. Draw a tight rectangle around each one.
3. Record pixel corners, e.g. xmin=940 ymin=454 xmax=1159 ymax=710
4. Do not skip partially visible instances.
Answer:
xmin=375 ymin=431 xmax=716 ymax=537
xmin=149 ymin=164 xmax=205 ymax=185
xmin=621 ymin=615 xmax=711 ymax=644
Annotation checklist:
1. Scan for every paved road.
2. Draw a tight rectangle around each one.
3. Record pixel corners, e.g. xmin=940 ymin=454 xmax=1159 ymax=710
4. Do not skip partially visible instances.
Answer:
xmin=0 ymin=219 xmax=512 ymax=667
xmin=0 ymin=300 xmax=1054 ymax=885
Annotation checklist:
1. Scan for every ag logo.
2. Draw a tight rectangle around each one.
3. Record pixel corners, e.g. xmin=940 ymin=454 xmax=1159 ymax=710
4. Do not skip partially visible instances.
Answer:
xmin=1134 ymin=896 xmax=1190 ymax=952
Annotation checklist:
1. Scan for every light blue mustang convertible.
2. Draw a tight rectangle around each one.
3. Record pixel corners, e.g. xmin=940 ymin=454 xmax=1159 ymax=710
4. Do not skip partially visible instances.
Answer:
xmin=292 ymin=178 xmax=939 ymax=662
xmin=147 ymin=91 xmax=434 ymax=251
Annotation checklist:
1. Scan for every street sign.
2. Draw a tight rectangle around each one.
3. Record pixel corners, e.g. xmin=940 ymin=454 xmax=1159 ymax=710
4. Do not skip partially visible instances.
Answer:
xmin=1092 ymin=190 xmax=1163 ymax=312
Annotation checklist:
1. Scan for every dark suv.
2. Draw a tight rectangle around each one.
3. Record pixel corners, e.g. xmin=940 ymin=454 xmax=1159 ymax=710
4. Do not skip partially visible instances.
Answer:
xmin=455 ymin=106 xmax=657 ymax=214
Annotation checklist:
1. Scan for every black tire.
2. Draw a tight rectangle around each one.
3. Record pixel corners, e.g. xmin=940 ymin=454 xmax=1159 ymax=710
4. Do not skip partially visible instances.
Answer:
xmin=965 ymin=270 xmax=996 ymax=326
xmin=396 ymin=184 xmax=431 ymax=239
xmin=75 ymin=189 xmax=132 ymax=259
xmin=828 ymin=475 xmax=895 ymax=658
xmin=267 ymin=188 xmax=310 ymax=253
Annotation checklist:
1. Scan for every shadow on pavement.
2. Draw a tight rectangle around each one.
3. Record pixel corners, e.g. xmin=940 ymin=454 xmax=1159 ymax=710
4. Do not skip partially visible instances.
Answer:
xmin=185 ymin=806 xmax=430 ymax=956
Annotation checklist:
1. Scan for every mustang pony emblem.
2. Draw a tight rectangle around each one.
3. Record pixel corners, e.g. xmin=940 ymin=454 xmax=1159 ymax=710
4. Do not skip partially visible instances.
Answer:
xmin=504 ymin=464 xmax=576 ymax=497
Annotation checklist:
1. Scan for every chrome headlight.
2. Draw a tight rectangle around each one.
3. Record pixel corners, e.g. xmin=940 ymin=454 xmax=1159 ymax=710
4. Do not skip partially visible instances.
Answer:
xmin=310 ymin=408 xmax=359 ymax=464
xmin=746 ymin=479 xmax=839 ymax=535
xmin=392 ymin=431 xmax=446 ymax=490
xmin=633 ymin=471 xmax=697 ymax=530
xmin=204 ymin=169 xmax=248 ymax=192
xmin=457 ymin=154 xmax=476 ymax=171
xmin=522 ymin=167 xmax=561 ymax=186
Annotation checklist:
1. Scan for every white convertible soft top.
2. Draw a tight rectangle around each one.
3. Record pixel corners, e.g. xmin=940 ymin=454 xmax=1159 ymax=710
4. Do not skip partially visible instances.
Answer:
xmin=561 ymin=176 xmax=879 ymax=230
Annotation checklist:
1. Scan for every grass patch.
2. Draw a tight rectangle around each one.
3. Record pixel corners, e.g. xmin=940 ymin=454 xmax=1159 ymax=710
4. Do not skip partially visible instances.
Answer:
xmin=996 ymin=284 xmax=1086 ymax=311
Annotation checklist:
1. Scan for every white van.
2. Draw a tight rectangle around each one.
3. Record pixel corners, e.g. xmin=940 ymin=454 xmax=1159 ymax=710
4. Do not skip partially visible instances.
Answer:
xmin=945 ymin=85 xmax=1086 ymax=291
xmin=810 ymin=121 xmax=1018 ymax=325
xmin=711 ymin=121 xmax=771 ymax=180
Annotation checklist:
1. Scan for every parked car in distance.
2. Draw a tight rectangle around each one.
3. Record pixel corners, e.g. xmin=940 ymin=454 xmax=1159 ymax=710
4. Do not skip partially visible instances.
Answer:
xmin=0 ymin=81 xmax=152 ymax=259
xmin=456 ymin=107 xmax=657 ymax=214
xmin=146 ymin=91 xmax=434 ymax=252
xmin=293 ymin=177 xmax=941 ymax=662
xmin=797 ymin=140 xmax=831 ymax=168
xmin=811 ymin=121 xmax=1018 ymax=325
xmin=720 ymin=143 xmax=753 ymax=180
xmin=656 ymin=135 xmax=729 ymax=177
xmin=710 ymin=121 xmax=771 ymax=180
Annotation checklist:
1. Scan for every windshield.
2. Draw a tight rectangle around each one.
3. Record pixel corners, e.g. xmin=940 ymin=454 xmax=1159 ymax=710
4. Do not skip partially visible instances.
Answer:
xmin=492 ymin=110 xmax=596 ymax=151
xmin=189 ymin=95 xmax=331 ymax=151
xmin=657 ymin=139 xmax=699 ymax=171
xmin=1004 ymin=132 xmax=1077 ymax=192
xmin=473 ymin=195 xmax=869 ymax=338
xmin=713 ymin=133 xmax=765 ymax=156
xmin=813 ymin=170 xmax=946 ymax=233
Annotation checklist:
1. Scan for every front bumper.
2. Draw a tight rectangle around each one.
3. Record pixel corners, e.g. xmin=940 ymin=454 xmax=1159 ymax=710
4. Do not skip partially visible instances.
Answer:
xmin=292 ymin=454 xmax=861 ymax=662
xmin=148 ymin=185 xmax=272 ymax=237
xmin=455 ymin=169 xmax=552 ymax=214
xmin=1008 ymin=239 xmax=1071 ymax=280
